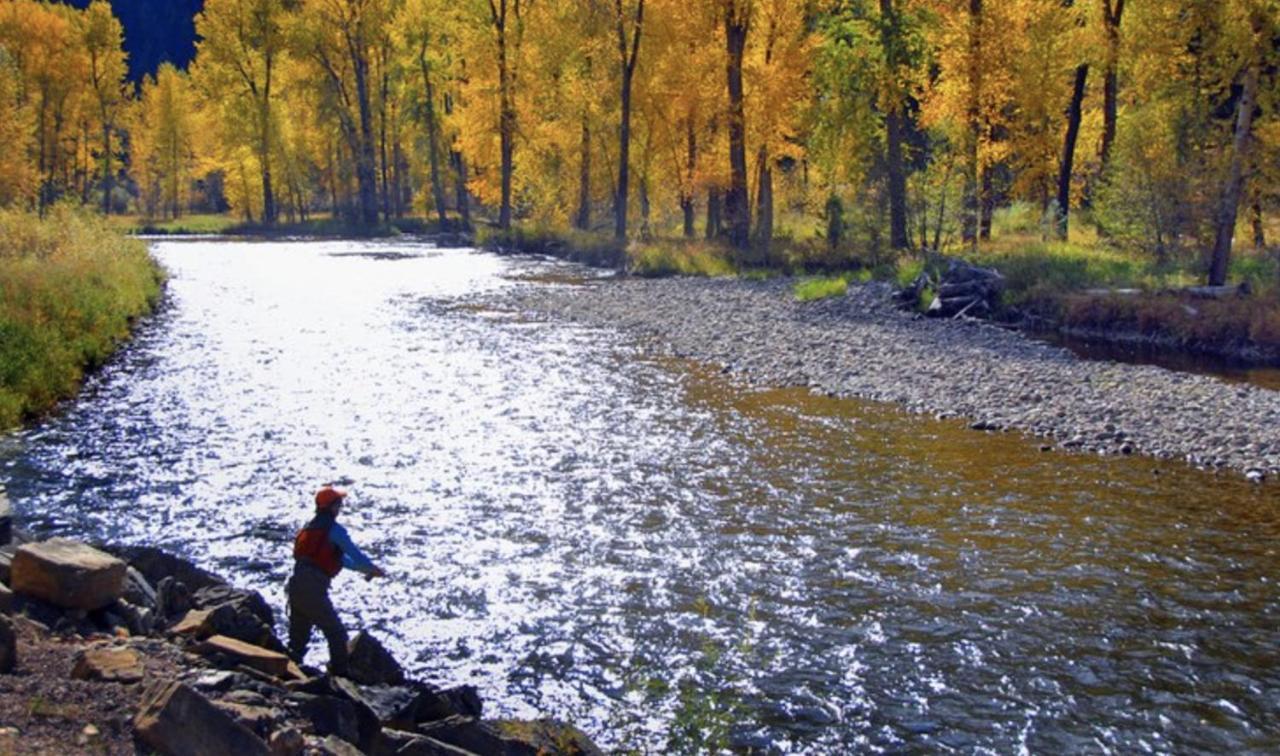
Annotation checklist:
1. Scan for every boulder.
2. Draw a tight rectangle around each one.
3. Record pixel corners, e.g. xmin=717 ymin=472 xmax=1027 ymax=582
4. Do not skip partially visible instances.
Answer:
xmin=0 ymin=615 xmax=14 ymax=673
xmin=373 ymin=728 xmax=477 ymax=756
xmin=197 ymin=635 xmax=291 ymax=677
xmin=0 ymin=583 xmax=13 ymax=613
xmin=155 ymin=576 xmax=192 ymax=619
xmin=213 ymin=701 xmax=282 ymax=736
xmin=331 ymin=678 xmax=424 ymax=730
xmin=106 ymin=545 xmax=225 ymax=594
xmin=419 ymin=717 xmax=603 ymax=756
xmin=0 ymin=491 xmax=10 ymax=545
xmin=290 ymin=693 xmax=362 ymax=746
xmin=346 ymin=631 xmax=405 ymax=686
xmin=184 ymin=585 xmax=283 ymax=652
xmin=314 ymin=735 xmax=366 ymax=756
xmin=134 ymin=681 xmax=270 ymax=756
xmin=71 ymin=645 xmax=144 ymax=683
xmin=113 ymin=598 xmax=156 ymax=636
xmin=416 ymin=686 xmax=483 ymax=723
xmin=491 ymin=720 xmax=604 ymax=756
xmin=268 ymin=727 xmax=305 ymax=756
xmin=122 ymin=566 xmax=159 ymax=612
xmin=10 ymin=539 xmax=127 ymax=611
xmin=0 ymin=545 xmax=14 ymax=584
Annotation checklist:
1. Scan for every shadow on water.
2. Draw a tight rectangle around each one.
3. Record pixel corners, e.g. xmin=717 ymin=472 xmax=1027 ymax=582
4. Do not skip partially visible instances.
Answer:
xmin=0 ymin=239 xmax=1277 ymax=753
xmin=1035 ymin=331 xmax=1280 ymax=392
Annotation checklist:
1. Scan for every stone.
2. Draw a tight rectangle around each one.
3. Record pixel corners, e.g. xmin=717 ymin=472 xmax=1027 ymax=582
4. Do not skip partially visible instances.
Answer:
xmin=418 ymin=717 xmax=603 ymax=756
xmin=416 ymin=686 xmax=483 ymax=724
xmin=171 ymin=607 xmax=221 ymax=637
xmin=0 ymin=583 xmax=13 ymax=613
xmin=197 ymin=635 xmax=291 ymax=677
xmin=134 ymin=681 xmax=270 ymax=756
xmin=345 ymin=631 xmax=405 ymax=686
xmin=290 ymin=693 xmax=361 ymax=746
xmin=315 ymin=735 xmax=365 ymax=756
xmin=0 ymin=491 xmax=10 ymax=545
xmin=106 ymin=545 xmax=224 ymax=594
xmin=214 ymin=701 xmax=282 ymax=735
xmin=10 ymin=539 xmax=127 ymax=611
xmin=71 ymin=646 xmax=144 ymax=683
xmin=178 ymin=587 xmax=284 ymax=652
xmin=0 ymin=615 xmax=14 ymax=673
xmin=0 ymin=545 xmax=15 ymax=584
xmin=155 ymin=576 xmax=192 ymax=619
xmin=372 ymin=728 xmax=476 ymax=756
xmin=268 ymin=727 xmax=305 ymax=756
xmin=331 ymin=678 xmax=424 ymax=730
xmin=114 ymin=598 xmax=156 ymax=636
xmin=123 ymin=566 xmax=159 ymax=611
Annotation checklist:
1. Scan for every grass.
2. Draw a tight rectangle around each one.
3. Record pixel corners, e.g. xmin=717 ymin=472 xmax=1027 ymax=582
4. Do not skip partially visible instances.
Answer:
xmin=111 ymin=212 xmax=469 ymax=238
xmin=110 ymin=213 xmax=237 ymax=235
xmin=628 ymin=238 xmax=737 ymax=278
xmin=788 ymin=275 xmax=860 ymax=301
xmin=0 ymin=207 xmax=163 ymax=429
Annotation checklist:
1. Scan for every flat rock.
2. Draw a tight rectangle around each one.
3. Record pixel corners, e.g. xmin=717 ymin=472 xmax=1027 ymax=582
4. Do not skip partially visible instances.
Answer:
xmin=10 ymin=539 xmax=126 ymax=611
xmin=134 ymin=680 xmax=270 ymax=756
xmin=71 ymin=645 xmax=144 ymax=683
xmin=198 ymin=634 xmax=290 ymax=677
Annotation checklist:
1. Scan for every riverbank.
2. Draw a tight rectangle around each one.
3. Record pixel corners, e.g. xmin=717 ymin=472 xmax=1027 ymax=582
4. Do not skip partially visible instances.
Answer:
xmin=0 ymin=505 xmax=601 ymax=755
xmin=0 ymin=209 xmax=163 ymax=430
xmin=497 ymin=275 xmax=1280 ymax=479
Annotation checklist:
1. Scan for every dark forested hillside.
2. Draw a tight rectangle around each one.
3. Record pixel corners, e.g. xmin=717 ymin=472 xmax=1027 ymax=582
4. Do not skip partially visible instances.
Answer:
xmin=60 ymin=0 xmax=202 ymax=81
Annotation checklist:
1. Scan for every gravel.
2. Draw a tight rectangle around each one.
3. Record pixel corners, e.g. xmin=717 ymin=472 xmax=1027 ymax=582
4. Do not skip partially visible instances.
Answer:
xmin=498 ymin=275 xmax=1280 ymax=480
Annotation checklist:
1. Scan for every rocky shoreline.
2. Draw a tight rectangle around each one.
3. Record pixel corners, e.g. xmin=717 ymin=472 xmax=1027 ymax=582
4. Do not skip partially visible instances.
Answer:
xmin=498 ymin=275 xmax=1280 ymax=480
xmin=0 ymin=496 xmax=600 ymax=755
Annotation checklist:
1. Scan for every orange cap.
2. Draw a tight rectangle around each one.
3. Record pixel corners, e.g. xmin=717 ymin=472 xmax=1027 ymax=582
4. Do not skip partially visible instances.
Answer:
xmin=315 ymin=486 xmax=347 ymax=510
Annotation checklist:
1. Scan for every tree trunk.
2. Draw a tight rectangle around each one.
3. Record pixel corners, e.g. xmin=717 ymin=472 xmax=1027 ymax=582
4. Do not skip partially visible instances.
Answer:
xmin=706 ymin=187 xmax=722 ymax=239
xmin=575 ymin=114 xmax=591 ymax=230
xmin=419 ymin=50 xmax=448 ymax=226
xmin=980 ymin=169 xmax=994 ymax=240
xmin=101 ymin=124 xmax=113 ymax=215
xmin=379 ymin=67 xmax=391 ymax=222
xmin=497 ymin=26 xmax=514 ymax=231
xmin=1208 ymin=54 xmax=1261 ymax=286
xmin=614 ymin=0 xmax=644 ymax=241
xmin=754 ymin=147 xmax=773 ymax=252
xmin=681 ymin=118 xmax=696 ymax=237
xmin=962 ymin=0 xmax=982 ymax=250
xmin=1056 ymin=63 xmax=1089 ymax=239
xmin=723 ymin=6 xmax=751 ymax=252
xmin=1252 ymin=198 xmax=1266 ymax=250
xmin=880 ymin=0 xmax=909 ymax=250
xmin=261 ymin=71 xmax=277 ymax=226
xmin=354 ymin=49 xmax=379 ymax=227
xmin=1098 ymin=0 xmax=1124 ymax=179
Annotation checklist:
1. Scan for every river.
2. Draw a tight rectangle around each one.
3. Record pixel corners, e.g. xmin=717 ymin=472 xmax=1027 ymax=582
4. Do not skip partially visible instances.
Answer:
xmin=1 ymin=238 xmax=1277 ymax=753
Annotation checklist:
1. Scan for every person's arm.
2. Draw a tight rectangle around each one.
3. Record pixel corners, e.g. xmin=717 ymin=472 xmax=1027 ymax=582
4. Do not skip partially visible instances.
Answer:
xmin=328 ymin=523 xmax=384 ymax=577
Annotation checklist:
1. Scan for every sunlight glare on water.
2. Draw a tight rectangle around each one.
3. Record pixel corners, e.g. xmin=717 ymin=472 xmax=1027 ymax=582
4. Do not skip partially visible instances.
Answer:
xmin=1 ymin=238 xmax=1278 ymax=752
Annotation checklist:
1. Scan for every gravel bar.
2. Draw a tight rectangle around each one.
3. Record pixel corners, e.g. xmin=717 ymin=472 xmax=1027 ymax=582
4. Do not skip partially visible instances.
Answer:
xmin=500 ymin=276 xmax=1280 ymax=481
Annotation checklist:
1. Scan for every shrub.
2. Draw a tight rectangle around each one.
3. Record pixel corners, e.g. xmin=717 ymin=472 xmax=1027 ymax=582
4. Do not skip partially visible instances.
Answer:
xmin=0 ymin=207 xmax=163 ymax=428
xmin=793 ymin=275 xmax=848 ymax=301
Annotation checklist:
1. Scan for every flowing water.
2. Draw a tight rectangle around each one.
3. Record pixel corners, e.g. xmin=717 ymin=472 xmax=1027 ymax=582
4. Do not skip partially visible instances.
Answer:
xmin=1 ymin=239 xmax=1277 ymax=753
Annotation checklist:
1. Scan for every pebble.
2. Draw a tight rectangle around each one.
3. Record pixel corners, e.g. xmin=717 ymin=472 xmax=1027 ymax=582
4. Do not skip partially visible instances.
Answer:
xmin=496 ymin=276 xmax=1280 ymax=480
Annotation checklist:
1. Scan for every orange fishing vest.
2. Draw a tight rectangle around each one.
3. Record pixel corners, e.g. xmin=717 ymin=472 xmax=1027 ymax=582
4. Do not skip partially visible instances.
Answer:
xmin=294 ymin=518 xmax=342 ymax=577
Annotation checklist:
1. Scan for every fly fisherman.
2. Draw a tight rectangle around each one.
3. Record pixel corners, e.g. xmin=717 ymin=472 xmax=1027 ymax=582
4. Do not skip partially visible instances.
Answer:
xmin=287 ymin=485 xmax=386 ymax=676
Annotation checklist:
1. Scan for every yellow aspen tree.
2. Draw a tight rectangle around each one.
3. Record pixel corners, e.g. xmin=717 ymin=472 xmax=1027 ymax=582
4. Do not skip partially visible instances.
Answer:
xmin=76 ymin=0 xmax=128 ymax=215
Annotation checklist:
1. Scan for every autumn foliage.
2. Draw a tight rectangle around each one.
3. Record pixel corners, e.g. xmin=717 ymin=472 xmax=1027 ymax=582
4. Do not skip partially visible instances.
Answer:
xmin=0 ymin=0 xmax=1276 ymax=281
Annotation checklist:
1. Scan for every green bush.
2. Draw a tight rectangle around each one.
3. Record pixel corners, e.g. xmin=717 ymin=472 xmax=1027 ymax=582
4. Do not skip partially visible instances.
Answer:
xmin=793 ymin=275 xmax=849 ymax=301
xmin=0 ymin=207 xmax=163 ymax=428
